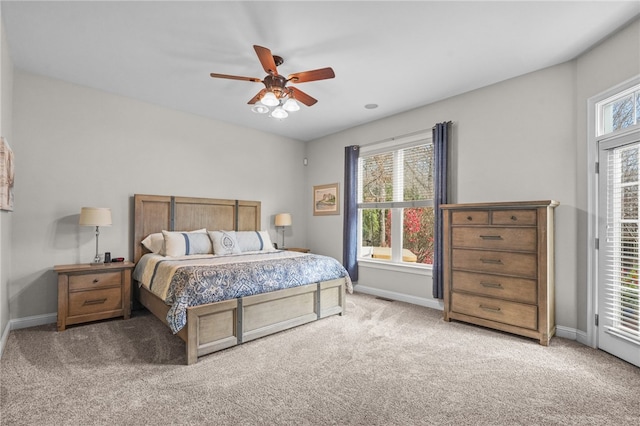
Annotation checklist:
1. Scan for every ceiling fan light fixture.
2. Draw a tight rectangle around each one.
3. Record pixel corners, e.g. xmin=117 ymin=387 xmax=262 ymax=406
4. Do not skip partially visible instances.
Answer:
xmin=283 ymin=98 xmax=300 ymax=112
xmin=261 ymin=91 xmax=279 ymax=107
xmin=271 ymin=106 xmax=288 ymax=119
xmin=251 ymin=103 xmax=269 ymax=114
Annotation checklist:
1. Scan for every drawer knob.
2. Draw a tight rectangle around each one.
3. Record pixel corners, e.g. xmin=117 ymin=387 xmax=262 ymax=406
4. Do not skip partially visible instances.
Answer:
xmin=467 ymin=216 xmax=473 ymax=221
xmin=511 ymin=215 xmax=518 ymax=221
xmin=93 ymin=279 xmax=99 ymax=284
xmin=83 ymin=298 xmax=107 ymax=306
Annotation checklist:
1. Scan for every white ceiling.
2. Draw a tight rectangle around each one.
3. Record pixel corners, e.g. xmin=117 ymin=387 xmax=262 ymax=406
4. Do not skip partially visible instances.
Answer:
xmin=2 ymin=1 xmax=639 ymax=142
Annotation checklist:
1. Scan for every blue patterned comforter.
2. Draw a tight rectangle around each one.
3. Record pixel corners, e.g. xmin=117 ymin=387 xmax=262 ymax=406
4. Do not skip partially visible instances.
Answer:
xmin=133 ymin=251 xmax=353 ymax=333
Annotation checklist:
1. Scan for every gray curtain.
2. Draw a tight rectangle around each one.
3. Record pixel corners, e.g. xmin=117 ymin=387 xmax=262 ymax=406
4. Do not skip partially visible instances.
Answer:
xmin=432 ymin=122 xmax=451 ymax=299
xmin=343 ymin=145 xmax=359 ymax=282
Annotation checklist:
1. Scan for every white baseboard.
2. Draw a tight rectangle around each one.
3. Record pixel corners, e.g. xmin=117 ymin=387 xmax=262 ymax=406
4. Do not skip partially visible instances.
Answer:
xmin=0 ymin=320 xmax=9 ymax=359
xmin=556 ymin=325 xmax=589 ymax=345
xmin=353 ymin=285 xmax=444 ymax=311
xmin=1 ymin=312 xmax=57 ymax=358
xmin=10 ymin=312 xmax=57 ymax=330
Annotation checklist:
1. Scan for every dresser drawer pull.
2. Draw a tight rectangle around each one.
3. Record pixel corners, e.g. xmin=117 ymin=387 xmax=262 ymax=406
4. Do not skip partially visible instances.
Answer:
xmin=83 ymin=298 xmax=107 ymax=306
xmin=480 ymin=304 xmax=501 ymax=312
xmin=93 ymin=279 xmax=99 ymax=284
xmin=467 ymin=216 xmax=473 ymax=221
xmin=480 ymin=258 xmax=503 ymax=265
xmin=480 ymin=281 xmax=503 ymax=289
xmin=479 ymin=235 xmax=503 ymax=240
xmin=511 ymin=215 xmax=518 ymax=221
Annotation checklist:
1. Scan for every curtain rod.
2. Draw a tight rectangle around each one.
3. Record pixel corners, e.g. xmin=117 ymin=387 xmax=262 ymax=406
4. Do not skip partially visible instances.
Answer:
xmin=358 ymin=128 xmax=432 ymax=148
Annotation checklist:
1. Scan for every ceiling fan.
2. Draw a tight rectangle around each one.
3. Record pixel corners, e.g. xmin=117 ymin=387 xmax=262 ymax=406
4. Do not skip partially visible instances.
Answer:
xmin=210 ymin=45 xmax=335 ymax=119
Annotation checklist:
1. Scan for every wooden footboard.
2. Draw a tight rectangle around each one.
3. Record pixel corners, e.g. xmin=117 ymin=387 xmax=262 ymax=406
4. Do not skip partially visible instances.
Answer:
xmin=137 ymin=277 xmax=347 ymax=365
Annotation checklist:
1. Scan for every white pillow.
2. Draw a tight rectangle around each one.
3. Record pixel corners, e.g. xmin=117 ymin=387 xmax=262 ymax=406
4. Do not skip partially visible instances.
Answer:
xmin=161 ymin=229 xmax=210 ymax=257
xmin=235 ymin=231 xmax=277 ymax=252
xmin=141 ymin=232 xmax=164 ymax=254
xmin=209 ymin=230 xmax=241 ymax=255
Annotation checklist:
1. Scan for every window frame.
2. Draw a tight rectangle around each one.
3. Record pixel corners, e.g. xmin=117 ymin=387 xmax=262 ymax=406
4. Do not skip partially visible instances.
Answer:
xmin=357 ymin=131 xmax=433 ymax=270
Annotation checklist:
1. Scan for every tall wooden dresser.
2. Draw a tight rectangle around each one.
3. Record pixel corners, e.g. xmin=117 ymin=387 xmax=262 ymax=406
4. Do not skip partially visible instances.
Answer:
xmin=441 ymin=200 xmax=559 ymax=345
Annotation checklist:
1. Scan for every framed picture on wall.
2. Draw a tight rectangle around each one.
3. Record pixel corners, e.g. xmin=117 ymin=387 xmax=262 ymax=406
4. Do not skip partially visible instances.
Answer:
xmin=313 ymin=183 xmax=339 ymax=216
xmin=0 ymin=137 xmax=15 ymax=212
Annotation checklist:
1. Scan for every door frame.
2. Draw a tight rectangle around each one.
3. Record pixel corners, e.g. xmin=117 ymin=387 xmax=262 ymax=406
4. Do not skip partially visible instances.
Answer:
xmin=587 ymin=75 xmax=640 ymax=349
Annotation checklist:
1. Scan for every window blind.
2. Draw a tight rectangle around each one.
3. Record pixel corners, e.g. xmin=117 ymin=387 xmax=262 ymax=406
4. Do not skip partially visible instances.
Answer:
xmin=604 ymin=142 xmax=640 ymax=343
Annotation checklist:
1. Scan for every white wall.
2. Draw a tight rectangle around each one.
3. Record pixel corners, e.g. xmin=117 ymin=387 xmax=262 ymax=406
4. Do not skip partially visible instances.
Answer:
xmin=9 ymin=72 xmax=306 ymax=320
xmin=306 ymin=18 xmax=640 ymax=335
xmin=0 ymin=9 xmax=14 ymax=346
xmin=307 ymin=63 xmax=577 ymax=317
xmin=574 ymin=19 xmax=640 ymax=332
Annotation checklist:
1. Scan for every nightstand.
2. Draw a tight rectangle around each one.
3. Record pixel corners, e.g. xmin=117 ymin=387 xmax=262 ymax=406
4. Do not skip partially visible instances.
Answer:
xmin=54 ymin=261 xmax=135 ymax=331
xmin=283 ymin=247 xmax=311 ymax=253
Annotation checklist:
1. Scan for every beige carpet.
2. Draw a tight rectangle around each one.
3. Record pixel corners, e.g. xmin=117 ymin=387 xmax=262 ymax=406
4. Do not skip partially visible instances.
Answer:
xmin=1 ymin=292 xmax=639 ymax=425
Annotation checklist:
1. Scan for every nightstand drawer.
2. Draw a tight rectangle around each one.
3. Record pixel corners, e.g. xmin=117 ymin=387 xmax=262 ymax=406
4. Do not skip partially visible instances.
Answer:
xmin=451 ymin=292 xmax=538 ymax=330
xmin=69 ymin=271 xmax=121 ymax=291
xmin=68 ymin=287 xmax=123 ymax=316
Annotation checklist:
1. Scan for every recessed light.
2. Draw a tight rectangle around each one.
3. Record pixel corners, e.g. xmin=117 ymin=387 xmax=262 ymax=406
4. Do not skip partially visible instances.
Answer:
xmin=364 ymin=104 xmax=378 ymax=109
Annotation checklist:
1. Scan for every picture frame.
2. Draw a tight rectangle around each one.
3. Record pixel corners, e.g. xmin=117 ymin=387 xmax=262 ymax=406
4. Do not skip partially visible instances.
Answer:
xmin=313 ymin=183 xmax=340 ymax=216
xmin=0 ymin=137 xmax=15 ymax=212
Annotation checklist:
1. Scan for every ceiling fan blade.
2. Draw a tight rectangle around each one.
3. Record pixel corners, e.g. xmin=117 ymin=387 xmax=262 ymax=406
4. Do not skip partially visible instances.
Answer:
xmin=254 ymin=45 xmax=278 ymax=75
xmin=289 ymin=87 xmax=317 ymax=107
xmin=210 ymin=73 xmax=262 ymax=83
xmin=288 ymin=67 xmax=335 ymax=83
xmin=248 ymin=89 xmax=267 ymax=105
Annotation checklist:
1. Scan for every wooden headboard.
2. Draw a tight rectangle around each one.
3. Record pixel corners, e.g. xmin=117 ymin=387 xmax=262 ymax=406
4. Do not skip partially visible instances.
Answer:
xmin=133 ymin=194 xmax=261 ymax=263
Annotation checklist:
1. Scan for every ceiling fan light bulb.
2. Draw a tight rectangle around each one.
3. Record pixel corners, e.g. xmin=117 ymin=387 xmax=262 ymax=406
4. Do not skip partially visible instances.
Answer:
xmin=261 ymin=91 xmax=279 ymax=107
xmin=271 ymin=107 xmax=288 ymax=119
xmin=283 ymin=98 xmax=300 ymax=112
xmin=251 ymin=103 xmax=269 ymax=114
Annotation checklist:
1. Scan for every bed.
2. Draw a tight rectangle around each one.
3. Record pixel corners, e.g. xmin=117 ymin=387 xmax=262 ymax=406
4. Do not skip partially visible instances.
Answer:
xmin=132 ymin=194 xmax=352 ymax=364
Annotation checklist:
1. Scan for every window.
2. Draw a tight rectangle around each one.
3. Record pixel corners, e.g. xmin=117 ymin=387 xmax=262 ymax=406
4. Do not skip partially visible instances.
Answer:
xmin=358 ymin=134 xmax=433 ymax=266
xmin=597 ymin=84 xmax=640 ymax=136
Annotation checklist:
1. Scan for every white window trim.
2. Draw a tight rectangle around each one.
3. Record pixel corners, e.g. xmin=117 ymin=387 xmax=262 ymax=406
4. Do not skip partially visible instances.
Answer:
xmin=357 ymin=130 xmax=433 ymax=270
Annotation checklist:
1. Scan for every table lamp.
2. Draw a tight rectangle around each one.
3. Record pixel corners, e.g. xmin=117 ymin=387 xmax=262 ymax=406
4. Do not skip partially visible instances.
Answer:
xmin=275 ymin=213 xmax=292 ymax=249
xmin=79 ymin=207 xmax=112 ymax=265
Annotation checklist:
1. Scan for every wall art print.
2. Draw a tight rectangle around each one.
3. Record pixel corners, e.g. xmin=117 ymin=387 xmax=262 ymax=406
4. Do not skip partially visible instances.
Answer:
xmin=313 ymin=183 xmax=339 ymax=216
xmin=0 ymin=137 xmax=14 ymax=211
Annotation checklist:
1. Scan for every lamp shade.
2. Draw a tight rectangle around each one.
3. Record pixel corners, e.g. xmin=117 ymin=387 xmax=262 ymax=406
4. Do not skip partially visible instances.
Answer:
xmin=79 ymin=207 xmax=112 ymax=226
xmin=275 ymin=213 xmax=292 ymax=227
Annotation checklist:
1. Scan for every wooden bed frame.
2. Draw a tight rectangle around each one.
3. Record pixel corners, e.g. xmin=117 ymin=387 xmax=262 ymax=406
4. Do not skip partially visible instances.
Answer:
xmin=133 ymin=194 xmax=347 ymax=364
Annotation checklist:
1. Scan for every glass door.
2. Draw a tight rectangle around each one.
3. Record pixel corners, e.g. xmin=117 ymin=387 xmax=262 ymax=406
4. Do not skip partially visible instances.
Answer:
xmin=598 ymin=130 xmax=640 ymax=367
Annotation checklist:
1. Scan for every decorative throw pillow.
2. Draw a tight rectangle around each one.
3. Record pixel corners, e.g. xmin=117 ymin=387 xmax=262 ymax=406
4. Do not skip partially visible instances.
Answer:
xmin=209 ymin=230 xmax=241 ymax=255
xmin=162 ymin=229 xmax=211 ymax=257
xmin=141 ymin=232 xmax=164 ymax=254
xmin=235 ymin=231 xmax=277 ymax=252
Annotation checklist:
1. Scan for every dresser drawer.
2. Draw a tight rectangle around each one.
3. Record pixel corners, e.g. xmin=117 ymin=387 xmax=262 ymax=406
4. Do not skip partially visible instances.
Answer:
xmin=69 ymin=271 xmax=121 ymax=291
xmin=451 ymin=271 xmax=537 ymax=304
xmin=451 ymin=210 xmax=489 ymax=225
xmin=451 ymin=227 xmax=537 ymax=251
xmin=68 ymin=287 xmax=123 ymax=317
xmin=452 ymin=249 xmax=537 ymax=278
xmin=492 ymin=209 xmax=537 ymax=226
xmin=451 ymin=292 xmax=538 ymax=330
